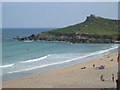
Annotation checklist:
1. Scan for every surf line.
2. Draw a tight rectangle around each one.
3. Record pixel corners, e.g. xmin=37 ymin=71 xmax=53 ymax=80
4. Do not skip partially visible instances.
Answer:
xmin=7 ymin=45 xmax=118 ymax=74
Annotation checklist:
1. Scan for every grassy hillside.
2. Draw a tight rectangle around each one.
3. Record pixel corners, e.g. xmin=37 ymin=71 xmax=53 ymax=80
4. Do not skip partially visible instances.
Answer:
xmin=46 ymin=15 xmax=119 ymax=36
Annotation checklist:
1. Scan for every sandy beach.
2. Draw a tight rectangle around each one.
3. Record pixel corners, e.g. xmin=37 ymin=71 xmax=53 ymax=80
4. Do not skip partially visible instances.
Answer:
xmin=2 ymin=52 xmax=118 ymax=88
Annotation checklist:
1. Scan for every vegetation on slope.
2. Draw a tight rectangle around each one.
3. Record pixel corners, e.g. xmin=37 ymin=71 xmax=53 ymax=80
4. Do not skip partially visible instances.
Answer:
xmin=46 ymin=14 xmax=119 ymax=36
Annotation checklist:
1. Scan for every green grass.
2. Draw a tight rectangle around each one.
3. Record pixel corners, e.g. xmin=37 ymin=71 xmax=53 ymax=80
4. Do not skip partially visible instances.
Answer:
xmin=45 ymin=16 xmax=119 ymax=36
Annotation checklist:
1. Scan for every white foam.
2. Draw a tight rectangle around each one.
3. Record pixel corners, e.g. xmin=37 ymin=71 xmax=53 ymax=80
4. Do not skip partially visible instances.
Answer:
xmin=0 ymin=64 xmax=14 ymax=68
xmin=23 ymin=40 xmax=33 ymax=43
xmin=95 ymin=45 xmax=118 ymax=54
xmin=20 ymin=54 xmax=50 ymax=63
xmin=8 ymin=54 xmax=95 ymax=73
xmin=8 ymin=45 xmax=119 ymax=74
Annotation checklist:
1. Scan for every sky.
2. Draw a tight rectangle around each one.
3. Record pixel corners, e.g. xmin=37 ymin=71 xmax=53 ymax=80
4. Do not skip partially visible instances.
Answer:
xmin=2 ymin=2 xmax=118 ymax=28
xmin=1 ymin=0 xmax=120 ymax=2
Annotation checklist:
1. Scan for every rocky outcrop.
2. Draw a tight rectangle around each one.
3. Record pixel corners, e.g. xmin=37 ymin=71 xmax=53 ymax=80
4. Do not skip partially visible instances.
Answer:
xmin=15 ymin=33 xmax=119 ymax=44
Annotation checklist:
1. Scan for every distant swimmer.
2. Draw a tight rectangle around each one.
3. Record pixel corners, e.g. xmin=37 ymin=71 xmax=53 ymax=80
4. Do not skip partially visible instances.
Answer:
xmin=27 ymin=48 xmax=29 ymax=51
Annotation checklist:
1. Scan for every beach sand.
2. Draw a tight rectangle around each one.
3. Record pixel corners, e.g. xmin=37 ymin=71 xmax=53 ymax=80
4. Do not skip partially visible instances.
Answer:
xmin=2 ymin=52 xmax=118 ymax=88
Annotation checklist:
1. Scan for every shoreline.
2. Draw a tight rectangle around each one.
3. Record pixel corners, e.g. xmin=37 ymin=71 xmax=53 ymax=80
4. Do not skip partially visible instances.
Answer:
xmin=2 ymin=45 xmax=118 ymax=82
xmin=2 ymin=50 xmax=118 ymax=88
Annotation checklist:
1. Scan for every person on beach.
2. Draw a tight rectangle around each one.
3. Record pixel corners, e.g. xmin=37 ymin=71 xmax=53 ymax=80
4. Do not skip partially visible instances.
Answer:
xmin=100 ymin=75 xmax=104 ymax=81
xmin=93 ymin=64 xmax=95 ymax=68
xmin=111 ymin=59 xmax=113 ymax=61
xmin=117 ymin=54 xmax=119 ymax=62
xmin=81 ymin=66 xmax=86 ymax=69
xmin=112 ymin=74 xmax=114 ymax=82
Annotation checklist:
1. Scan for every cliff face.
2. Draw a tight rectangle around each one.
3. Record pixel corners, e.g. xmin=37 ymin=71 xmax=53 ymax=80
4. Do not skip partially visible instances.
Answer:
xmin=15 ymin=15 xmax=120 ymax=43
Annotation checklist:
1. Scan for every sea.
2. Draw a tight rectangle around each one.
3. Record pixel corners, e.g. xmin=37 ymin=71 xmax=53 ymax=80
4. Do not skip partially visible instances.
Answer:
xmin=1 ymin=28 xmax=119 ymax=81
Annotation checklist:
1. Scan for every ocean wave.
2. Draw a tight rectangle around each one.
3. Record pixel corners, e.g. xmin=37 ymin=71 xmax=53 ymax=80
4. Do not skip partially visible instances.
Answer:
xmin=98 ymin=44 xmax=118 ymax=54
xmin=7 ymin=53 xmax=98 ymax=74
xmin=20 ymin=54 xmax=50 ymax=63
xmin=0 ymin=64 xmax=15 ymax=68
xmin=7 ymin=45 xmax=119 ymax=74
xmin=8 ymin=54 xmax=95 ymax=74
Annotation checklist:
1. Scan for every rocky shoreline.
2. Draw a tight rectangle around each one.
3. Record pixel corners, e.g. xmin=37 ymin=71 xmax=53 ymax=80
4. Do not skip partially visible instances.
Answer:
xmin=14 ymin=33 xmax=119 ymax=44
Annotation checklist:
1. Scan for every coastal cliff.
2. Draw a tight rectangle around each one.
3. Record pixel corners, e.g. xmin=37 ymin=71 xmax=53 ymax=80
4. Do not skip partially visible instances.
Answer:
xmin=14 ymin=15 xmax=120 ymax=43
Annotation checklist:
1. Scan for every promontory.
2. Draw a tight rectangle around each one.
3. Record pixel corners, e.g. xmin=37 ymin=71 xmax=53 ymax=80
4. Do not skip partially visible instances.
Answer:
xmin=14 ymin=14 xmax=120 ymax=44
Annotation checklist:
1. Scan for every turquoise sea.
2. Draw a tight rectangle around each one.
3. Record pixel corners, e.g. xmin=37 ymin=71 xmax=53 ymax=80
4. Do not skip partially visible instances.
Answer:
xmin=2 ymin=28 xmax=118 ymax=81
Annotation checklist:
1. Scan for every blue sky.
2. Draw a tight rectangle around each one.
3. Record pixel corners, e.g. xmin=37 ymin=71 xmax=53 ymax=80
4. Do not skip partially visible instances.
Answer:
xmin=2 ymin=2 xmax=118 ymax=28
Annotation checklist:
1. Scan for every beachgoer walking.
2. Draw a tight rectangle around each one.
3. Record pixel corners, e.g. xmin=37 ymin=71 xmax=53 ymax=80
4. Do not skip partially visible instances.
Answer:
xmin=112 ymin=74 xmax=114 ymax=82
xmin=100 ymin=75 xmax=104 ymax=81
